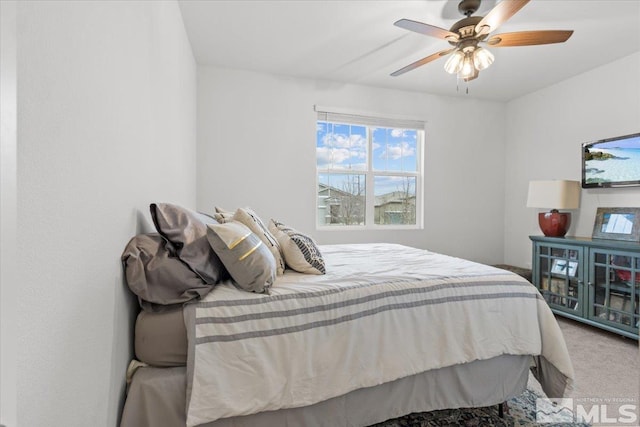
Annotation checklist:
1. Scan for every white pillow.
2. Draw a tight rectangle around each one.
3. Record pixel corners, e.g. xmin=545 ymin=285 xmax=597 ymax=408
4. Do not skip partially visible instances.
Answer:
xmin=233 ymin=208 xmax=286 ymax=276
xmin=269 ymin=220 xmax=325 ymax=275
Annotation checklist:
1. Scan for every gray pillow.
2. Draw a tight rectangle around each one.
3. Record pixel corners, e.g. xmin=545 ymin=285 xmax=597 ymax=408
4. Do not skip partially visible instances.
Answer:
xmin=150 ymin=203 xmax=227 ymax=284
xmin=269 ymin=220 xmax=326 ymax=275
xmin=121 ymin=233 xmax=213 ymax=312
xmin=206 ymin=221 xmax=276 ymax=294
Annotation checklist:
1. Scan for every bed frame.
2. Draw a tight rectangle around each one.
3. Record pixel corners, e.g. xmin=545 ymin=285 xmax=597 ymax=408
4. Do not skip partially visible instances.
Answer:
xmin=121 ymin=354 xmax=529 ymax=427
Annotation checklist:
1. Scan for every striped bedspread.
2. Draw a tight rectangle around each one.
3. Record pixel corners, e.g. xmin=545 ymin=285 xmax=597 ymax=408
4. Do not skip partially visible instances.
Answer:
xmin=185 ymin=243 xmax=574 ymax=427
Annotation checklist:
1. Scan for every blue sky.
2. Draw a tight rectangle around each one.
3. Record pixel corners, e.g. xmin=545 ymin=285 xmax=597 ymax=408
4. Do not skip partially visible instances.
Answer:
xmin=316 ymin=122 xmax=367 ymax=170
xmin=371 ymin=127 xmax=417 ymax=172
xmin=316 ymin=122 xmax=418 ymax=172
xmin=592 ymin=135 xmax=640 ymax=149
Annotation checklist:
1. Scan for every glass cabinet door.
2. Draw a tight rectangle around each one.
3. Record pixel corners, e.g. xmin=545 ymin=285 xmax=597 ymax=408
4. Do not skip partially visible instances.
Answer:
xmin=536 ymin=244 xmax=583 ymax=314
xmin=589 ymin=250 xmax=640 ymax=335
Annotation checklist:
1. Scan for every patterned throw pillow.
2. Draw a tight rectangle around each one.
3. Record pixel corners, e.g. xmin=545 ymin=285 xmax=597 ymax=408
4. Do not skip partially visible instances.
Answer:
xmin=233 ymin=208 xmax=286 ymax=276
xmin=206 ymin=221 xmax=276 ymax=294
xmin=269 ymin=220 xmax=325 ymax=275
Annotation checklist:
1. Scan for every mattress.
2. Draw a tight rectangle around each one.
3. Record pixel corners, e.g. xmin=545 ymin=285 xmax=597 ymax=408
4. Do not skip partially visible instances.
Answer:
xmin=121 ymin=354 xmax=531 ymax=427
xmin=135 ymin=309 xmax=187 ymax=367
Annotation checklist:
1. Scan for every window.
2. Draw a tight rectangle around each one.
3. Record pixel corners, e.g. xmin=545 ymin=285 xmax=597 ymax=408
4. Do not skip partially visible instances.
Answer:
xmin=316 ymin=109 xmax=424 ymax=229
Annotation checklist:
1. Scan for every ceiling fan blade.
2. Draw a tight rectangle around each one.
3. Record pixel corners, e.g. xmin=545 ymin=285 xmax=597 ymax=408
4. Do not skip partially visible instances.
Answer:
xmin=390 ymin=49 xmax=454 ymax=77
xmin=487 ymin=30 xmax=573 ymax=47
xmin=394 ymin=19 xmax=459 ymax=42
xmin=475 ymin=0 xmax=530 ymax=35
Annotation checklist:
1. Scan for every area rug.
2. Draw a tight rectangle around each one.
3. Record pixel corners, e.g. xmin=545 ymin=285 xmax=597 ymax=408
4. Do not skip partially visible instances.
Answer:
xmin=370 ymin=389 xmax=590 ymax=426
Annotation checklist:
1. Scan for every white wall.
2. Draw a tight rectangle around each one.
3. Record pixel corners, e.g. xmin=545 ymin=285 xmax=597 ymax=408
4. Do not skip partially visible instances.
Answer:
xmin=197 ymin=67 xmax=507 ymax=264
xmin=504 ymin=52 xmax=640 ymax=268
xmin=1 ymin=2 xmax=18 ymax=426
xmin=15 ymin=2 xmax=196 ymax=426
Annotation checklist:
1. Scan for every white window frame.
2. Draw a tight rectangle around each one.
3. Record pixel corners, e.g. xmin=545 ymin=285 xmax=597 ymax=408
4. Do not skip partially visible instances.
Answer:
xmin=315 ymin=106 xmax=425 ymax=231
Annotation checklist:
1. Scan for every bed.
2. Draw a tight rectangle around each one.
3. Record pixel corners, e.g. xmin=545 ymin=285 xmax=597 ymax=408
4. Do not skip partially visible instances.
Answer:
xmin=120 ymin=238 xmax=574 ymax=427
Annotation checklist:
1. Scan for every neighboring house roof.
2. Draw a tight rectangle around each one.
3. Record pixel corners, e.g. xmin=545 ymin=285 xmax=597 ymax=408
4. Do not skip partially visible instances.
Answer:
xmin=374 ymin=191 xmax=416 ymax=207
xmin=318 ymin=183 xmax=361 ymax=199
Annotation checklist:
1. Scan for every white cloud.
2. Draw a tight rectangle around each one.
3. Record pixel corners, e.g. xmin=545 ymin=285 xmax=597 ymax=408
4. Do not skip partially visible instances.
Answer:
xmin=316 ymin=146 xmax=366 ymax=168
xmin=329 ymin=162 xmax=367 ymax=171
xmin=379 ymin=142 xmax=415 ymax=160
xmin=389 ymin=129 xmax=417 ymax=139
xmin=318 ymin=132 xmax=367 ymax=167
xmin=316 ymin=146 xmax=351 ymax=166
xmin=322 ymin=133 xmax=366 ymax=149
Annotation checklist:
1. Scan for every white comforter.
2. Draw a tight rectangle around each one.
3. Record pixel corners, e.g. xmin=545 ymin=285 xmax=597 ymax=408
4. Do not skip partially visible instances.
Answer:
xmin=185 ymin=243 xmax=574 ymax=427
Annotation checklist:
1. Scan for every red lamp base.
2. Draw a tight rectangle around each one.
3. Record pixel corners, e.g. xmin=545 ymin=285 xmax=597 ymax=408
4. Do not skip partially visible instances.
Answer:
xmin=538 ymin=211 xmax=571 ymax=237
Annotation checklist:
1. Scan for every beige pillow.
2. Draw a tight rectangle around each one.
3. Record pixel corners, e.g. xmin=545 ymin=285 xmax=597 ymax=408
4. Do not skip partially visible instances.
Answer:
xmin=233 ymin=208 xmax=285 ymax=276
xmin=269 ymin=220 xmax=325 ymax=275
xmin=206 ymin=221 xmax=276 ymax=294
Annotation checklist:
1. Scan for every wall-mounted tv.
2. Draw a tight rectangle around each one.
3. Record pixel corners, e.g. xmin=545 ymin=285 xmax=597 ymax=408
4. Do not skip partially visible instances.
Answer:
xmin=582 ymin=132 xmax=640 ymax=188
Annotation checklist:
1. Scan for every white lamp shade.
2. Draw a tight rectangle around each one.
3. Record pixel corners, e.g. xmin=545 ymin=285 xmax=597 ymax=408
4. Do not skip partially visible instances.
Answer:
xmin=473 ymin=47 xmax=494 ymax=71
xmin=526 ymin=180 xmax=580 ymax=210
xmin=444 ymin=50 xmax=464 ymax=74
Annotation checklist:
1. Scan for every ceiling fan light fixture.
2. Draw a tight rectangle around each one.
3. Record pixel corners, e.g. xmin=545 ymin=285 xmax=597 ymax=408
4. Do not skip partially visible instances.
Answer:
xmin=463 ymin=68 xmax=479 ymax=82
xmin=458 ymin=53 xmax=476 ymax=80
xmin=391 ymin=0 xmax=574 ymax=86
xmin=444 ymin=50 xmax=465 ymax=74
xmin=473 ymin=46 xmax=494 ymax=70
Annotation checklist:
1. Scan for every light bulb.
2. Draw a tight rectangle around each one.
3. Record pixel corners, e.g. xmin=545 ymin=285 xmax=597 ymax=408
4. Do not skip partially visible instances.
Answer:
xmin=463 ymin=68 xmax=479 ymax=82
xmin=444 ymin=50 xmax=464 ymax=74
xmin=473 ymin=47 xmax=494 ymax=71
xmin=458 ymin=54 xmax=475 ymax=80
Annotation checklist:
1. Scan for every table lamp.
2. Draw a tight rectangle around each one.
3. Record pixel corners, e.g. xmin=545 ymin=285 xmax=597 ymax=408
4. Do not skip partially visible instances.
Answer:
xmin=527 ymin=180 xmax=580 ymax=237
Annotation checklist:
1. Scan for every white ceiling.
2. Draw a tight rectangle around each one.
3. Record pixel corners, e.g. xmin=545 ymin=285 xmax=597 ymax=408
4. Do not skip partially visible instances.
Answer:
xmin=178 ymin=0 xmax=640 ymax=101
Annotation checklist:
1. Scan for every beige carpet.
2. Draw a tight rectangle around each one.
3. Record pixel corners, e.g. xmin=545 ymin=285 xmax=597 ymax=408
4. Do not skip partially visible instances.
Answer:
xmin=528 ymin=315 xmax=639 ymax=425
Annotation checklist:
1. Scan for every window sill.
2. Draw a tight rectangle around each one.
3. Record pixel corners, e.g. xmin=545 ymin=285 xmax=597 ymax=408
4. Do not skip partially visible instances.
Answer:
xmin=317 ymin=225 xmax=423 ymax=232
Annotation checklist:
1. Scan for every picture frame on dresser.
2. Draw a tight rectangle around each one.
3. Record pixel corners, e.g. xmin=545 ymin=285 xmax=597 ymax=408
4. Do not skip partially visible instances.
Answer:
xmin=592 ymin=207 xmax=640 ymax=242
xmin=551 ymin=259 xmax=578 ymax=277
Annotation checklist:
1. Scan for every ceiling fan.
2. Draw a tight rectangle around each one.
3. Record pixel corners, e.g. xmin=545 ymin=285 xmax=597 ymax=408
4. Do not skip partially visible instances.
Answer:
xmin=391 ymin=0 xmax=573 ymax=82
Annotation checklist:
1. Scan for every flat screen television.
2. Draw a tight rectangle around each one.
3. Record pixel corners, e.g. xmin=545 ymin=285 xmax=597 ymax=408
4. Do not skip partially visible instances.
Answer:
xmin=582 ymin=132 xmax=640 ymax=188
